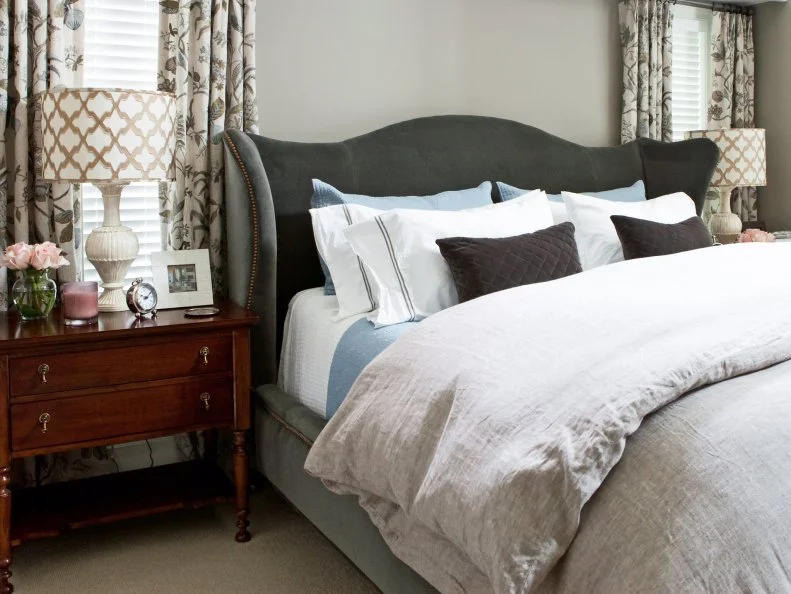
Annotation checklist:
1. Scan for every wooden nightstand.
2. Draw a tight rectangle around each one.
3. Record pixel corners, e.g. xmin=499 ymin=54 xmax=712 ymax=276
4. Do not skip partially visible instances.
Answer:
xmin=0 ymin=300 xmax=258 ymax=593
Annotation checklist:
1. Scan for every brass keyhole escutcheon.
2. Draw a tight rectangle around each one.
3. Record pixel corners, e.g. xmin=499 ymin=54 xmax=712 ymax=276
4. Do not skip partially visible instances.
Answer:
xmin=37 ymin=364 xmax=50 ymax=384
xmin=38 ymin=412 xmax=51 ymax=434
xmin=199 ymin=347 xmax=209 ymax=365
xmin=200 ymin=392 xmax=211 ymax=411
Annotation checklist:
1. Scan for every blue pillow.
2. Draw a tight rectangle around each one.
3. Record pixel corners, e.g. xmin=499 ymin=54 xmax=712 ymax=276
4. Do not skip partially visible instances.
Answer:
xmin=313 ymin=180 xmax=493 ymax=294
xmin=497 ymin=180 xmax=646 ymax=204
xmin=312 ymin=180 xmax=493 ymax=209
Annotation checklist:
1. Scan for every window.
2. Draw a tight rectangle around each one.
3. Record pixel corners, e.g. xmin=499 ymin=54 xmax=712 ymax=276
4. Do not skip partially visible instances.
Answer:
xmin=671 ymin=6 xmax=712 ymax=141
xmin=81 ymin=0 xmax=160 ymax=283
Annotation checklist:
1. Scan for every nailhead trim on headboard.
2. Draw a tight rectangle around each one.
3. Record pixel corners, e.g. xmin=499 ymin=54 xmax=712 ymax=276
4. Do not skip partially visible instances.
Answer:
xmin=223 ymin=132 xmax=260 ymax=311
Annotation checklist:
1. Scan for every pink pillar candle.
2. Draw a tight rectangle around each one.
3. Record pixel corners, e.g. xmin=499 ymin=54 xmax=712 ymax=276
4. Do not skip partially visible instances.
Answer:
xmin=62 ymin=282 xmax=99 ymax=325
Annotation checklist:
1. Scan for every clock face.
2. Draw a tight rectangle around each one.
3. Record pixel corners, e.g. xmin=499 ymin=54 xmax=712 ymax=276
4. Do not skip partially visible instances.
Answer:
xmin=133 ymin=283 xmax=158 ymax=313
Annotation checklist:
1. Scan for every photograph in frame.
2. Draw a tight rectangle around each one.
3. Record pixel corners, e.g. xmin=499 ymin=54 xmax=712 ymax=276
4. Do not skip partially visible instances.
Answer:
xmin=149 ymin=249 xmax=213 ymax=309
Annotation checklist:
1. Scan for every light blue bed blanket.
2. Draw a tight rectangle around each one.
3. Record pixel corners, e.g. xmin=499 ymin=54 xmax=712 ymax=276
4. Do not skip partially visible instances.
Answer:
xmin=278 ymin=288 xmax=418 ymax=421
xmin=325 ymin=319 xmax=416 ymax=418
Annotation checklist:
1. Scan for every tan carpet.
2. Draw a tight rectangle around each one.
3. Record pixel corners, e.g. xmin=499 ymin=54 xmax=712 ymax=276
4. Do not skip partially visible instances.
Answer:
xmin=11 ymin=486 xmax=379 ymax=593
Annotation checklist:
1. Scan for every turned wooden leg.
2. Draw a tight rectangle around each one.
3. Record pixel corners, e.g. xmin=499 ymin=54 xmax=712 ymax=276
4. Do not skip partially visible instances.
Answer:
xmin=0 ymin=466 xmax=12 ymax=594
xmin=232 ymin=431 xmax=251 ymax=543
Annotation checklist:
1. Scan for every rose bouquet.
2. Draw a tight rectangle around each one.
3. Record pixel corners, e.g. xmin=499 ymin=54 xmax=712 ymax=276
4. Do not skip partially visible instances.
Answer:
xmin=738 ymin=229 xmax=776 ymax=243
xmin=1 ymin=242 xmax=69 ymax=320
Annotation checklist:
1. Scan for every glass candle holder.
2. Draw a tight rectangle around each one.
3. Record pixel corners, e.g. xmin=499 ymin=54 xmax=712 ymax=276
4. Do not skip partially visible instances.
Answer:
xmin=62 ymin=282 xmax=99 ymax=326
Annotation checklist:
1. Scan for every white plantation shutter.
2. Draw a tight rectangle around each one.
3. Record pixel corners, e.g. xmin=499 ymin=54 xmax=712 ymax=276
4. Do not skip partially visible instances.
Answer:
xmin=82 ymin=0 xmax=161 ymax=283
xmin=672 ymin=7 xmax=712 ymax=142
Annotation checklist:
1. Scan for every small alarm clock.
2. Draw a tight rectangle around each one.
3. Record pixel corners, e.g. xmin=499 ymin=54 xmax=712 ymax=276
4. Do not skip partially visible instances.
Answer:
xmin=126 ymin=278 xmax=158 ymax=319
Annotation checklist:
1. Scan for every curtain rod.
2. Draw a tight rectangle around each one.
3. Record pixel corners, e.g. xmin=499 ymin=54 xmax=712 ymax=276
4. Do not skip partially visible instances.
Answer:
xmin=673 ymin=0 xmax=755 ymax=14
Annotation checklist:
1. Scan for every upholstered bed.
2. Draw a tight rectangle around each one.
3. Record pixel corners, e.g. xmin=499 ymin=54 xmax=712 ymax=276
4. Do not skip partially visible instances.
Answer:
xmin=221 ymin=116 xmax=745 ymax=592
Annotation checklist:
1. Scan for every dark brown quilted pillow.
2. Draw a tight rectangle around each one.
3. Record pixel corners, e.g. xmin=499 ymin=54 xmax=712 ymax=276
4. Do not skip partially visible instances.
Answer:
xmin=436 ymin=222 xmax=582 ymax=303
xmin=611 ymin=215 xmax=712 ymax=260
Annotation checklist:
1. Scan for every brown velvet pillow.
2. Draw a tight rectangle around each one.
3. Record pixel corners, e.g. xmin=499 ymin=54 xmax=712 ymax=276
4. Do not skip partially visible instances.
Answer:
xmin=611 ymin=215 xmax=713 ymax=260
xmin=436 ymin=222 xmax=582 ymax=303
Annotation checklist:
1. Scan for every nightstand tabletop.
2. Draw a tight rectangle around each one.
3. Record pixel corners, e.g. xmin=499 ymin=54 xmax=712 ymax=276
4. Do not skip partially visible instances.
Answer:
xmin=0 ymin=298 xmax=258 ymax=350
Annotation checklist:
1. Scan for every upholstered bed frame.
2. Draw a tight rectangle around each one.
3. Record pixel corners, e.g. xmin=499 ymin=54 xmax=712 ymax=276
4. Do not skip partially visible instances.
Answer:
xmin=222 ymin=116 xmax=718 ymax=593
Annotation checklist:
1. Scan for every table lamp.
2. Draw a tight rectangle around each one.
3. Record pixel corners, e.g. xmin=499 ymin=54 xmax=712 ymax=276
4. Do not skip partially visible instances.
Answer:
xmin=39 ymin=88 xmax=176 ymax=311
xmin=685 ymin=128 xmax=767 ymax=244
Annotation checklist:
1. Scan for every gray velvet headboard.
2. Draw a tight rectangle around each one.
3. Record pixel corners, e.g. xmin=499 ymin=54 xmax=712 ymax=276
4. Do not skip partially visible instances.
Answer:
xmin=223 ymin=115 xmax=718 ymax=387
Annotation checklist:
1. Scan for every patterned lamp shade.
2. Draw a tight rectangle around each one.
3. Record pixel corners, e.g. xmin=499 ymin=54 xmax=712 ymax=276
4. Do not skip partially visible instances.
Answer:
xmin=684 ymin=128 xmax=767 ymax=188
xmin=39 ymin=88 xmax=177 ymax=183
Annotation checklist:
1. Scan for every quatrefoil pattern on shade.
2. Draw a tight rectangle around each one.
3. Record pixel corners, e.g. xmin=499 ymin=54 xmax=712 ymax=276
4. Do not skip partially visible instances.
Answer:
xmin=39 ymin=89 xmax=177 ymax=183
xmin=685 ymin=128 xmax=766 ymax=188
xmin=436 ymin=222 xmax=583 ymax=304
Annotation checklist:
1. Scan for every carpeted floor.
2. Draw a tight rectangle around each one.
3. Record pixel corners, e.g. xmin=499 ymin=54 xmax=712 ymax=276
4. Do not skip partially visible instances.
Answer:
xmin=11 ymin=486 xmax=379 ymax=593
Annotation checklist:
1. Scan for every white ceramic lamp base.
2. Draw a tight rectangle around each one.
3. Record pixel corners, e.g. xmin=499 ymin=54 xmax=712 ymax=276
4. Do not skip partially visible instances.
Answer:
xmin=85 ymin=183 xmax=139 ymax=312
xmin=709 ymin=185 xmax=743 ymax=245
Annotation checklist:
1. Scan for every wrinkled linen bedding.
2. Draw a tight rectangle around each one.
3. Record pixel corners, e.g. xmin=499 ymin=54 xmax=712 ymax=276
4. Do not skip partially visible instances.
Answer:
xmin=538 ymin=357 xmax=791 ymax=593
xmin=305 ymin=243 xmax=791 ymax=593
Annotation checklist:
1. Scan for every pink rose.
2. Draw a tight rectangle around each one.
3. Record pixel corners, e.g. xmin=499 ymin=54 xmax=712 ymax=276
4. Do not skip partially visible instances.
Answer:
xmin=738 ymin=229 xmax=776 ymax=243
xmin=29 ymin=242 xmax=69 ymax=270
xmin=1 ymin=242 xmax=33 ymax=270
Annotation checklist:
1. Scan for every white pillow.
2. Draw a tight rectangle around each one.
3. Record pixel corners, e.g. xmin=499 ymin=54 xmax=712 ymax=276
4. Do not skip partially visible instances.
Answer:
xmin=549 ymin=201 xmax=570 ymax=225
xmin=310 ymin=203 xmax=381 ymax=320
xmin=563 ymin=191 xmax=698 ymax=269
xmin=344 ymin=190 xmax=553 ymax=327
xmin=504 ymin=192 xmax=569 ymax=225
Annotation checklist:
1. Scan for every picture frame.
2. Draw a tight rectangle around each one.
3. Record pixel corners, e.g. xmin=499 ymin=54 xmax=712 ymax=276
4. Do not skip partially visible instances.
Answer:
xmin=149 ymin=249 xmax=214 ymax=310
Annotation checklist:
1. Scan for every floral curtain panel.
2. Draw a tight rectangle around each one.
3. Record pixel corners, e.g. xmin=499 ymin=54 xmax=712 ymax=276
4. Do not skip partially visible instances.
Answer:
xmin=0 ymin=0 xmax=117 ymax=486
xmin=0 ymin=0 xmax=85 ymax=311
xmin=704 ymin=9 xmax=756 ymax=224
xmin=619 ymin=0 xmax=674 ymax=143
xmin=157 ymin=0 xmax=259 ymax=294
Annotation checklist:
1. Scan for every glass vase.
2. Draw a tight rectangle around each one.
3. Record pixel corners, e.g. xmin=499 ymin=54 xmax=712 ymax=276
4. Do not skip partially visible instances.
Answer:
xmin=12 ymin=269 xmax=58 ymax=321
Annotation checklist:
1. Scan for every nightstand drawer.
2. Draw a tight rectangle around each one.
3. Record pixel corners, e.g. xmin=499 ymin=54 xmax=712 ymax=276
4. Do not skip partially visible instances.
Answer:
xmin=10 ymin=335 xmax=232 ymax=397
xmin=10 ymin=378 xmax=233 ymax=452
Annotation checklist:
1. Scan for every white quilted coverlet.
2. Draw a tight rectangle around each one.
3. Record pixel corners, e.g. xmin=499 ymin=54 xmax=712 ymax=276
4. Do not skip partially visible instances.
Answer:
xmin=278 ymin=288 xmax=361 ymax=418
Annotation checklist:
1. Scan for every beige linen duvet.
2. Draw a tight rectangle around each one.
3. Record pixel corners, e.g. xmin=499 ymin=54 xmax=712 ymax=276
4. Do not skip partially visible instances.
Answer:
xmin=305 ymin=243 xmax=791 ymax=593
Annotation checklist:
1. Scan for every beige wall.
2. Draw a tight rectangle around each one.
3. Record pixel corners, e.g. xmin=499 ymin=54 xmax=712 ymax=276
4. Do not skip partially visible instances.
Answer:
xmin=755 ymin=3 xmax=791 ymax=230
xmin=256 ymin=0 xmax=621 ymax=147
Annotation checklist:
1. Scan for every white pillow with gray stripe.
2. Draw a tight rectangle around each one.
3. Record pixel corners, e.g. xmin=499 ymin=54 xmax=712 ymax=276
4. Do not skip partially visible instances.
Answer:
xmin=311 ymin=203 xmax=382 ymax=321
xmin=344 ymin=190 xmax=553 ymax=327
xmin=312 ymin=180 xmax=494 ymax=295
